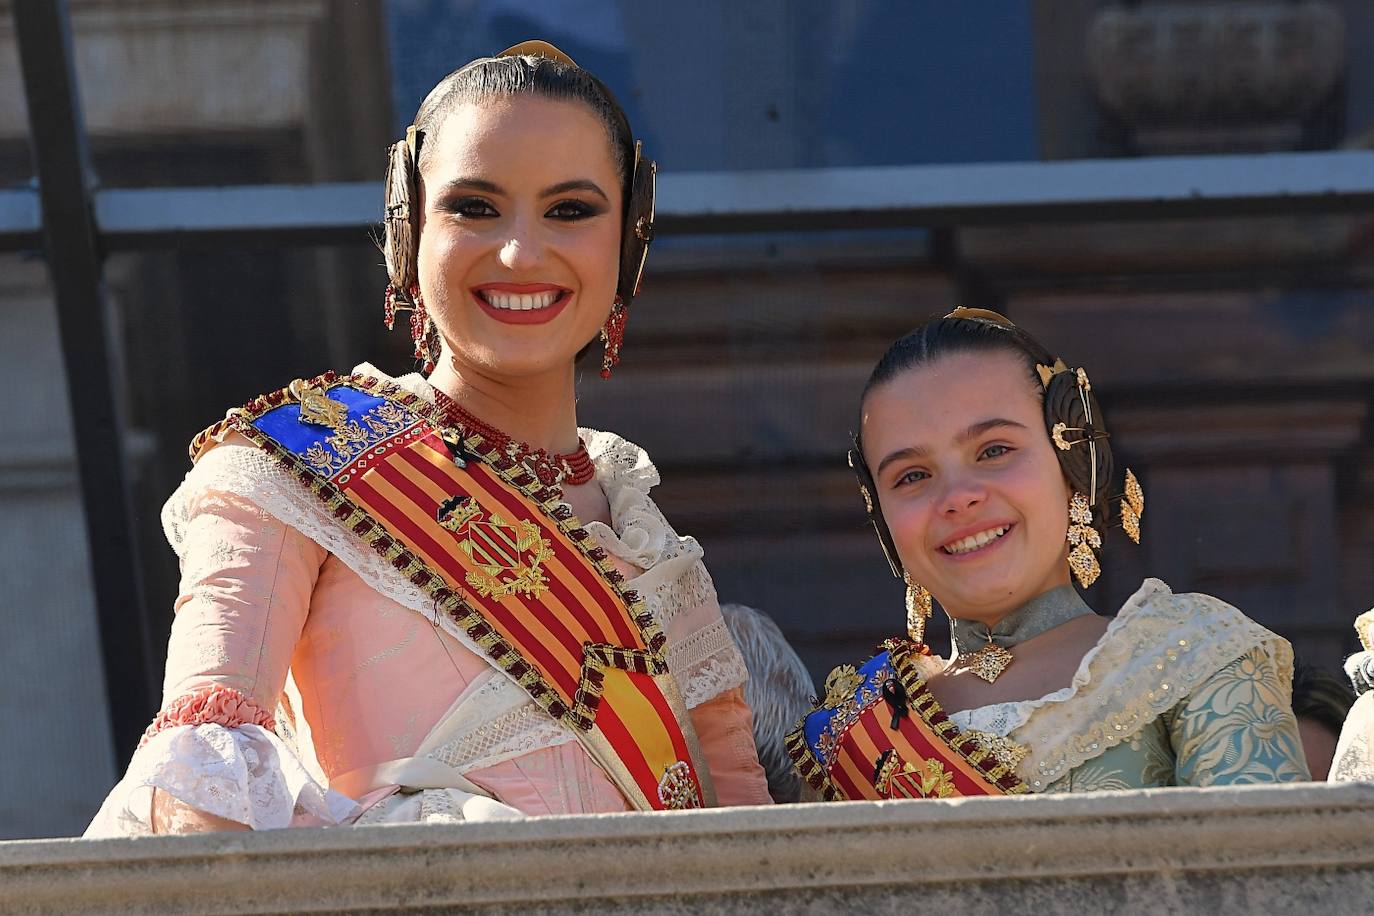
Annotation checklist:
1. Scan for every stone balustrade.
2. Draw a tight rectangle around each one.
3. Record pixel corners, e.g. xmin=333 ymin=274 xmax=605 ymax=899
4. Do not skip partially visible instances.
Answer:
xmin=3 ymin=782 xmax=1372 ymax=914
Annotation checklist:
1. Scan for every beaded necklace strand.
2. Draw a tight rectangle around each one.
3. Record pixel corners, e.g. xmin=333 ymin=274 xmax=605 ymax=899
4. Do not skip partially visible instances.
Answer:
xmin=431 ymin=388 xmax=595 ymax=487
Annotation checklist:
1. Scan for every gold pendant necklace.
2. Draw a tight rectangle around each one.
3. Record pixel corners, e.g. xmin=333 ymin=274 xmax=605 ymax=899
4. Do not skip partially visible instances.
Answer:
xmin=960 ymin=643 xmax=1014 ymax=684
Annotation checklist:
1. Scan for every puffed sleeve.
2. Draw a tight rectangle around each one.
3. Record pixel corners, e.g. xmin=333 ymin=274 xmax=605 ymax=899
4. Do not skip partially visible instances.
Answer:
xmin=689 ymin=686 xmax=772 ymax=806
xmin=1330 ymin=692 xmax=1374 ymax=782
xmin=84 ymin=479 xmax=357 ymax=836
xmin=1168 ymin=646 xmax=1310 ymax=786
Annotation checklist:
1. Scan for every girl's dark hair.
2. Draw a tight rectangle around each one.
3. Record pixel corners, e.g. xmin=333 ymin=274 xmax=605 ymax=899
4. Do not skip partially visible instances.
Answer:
xmin=852 ymin=312 xmax=1116 ymax=576
xmin=1291 ymin=660 xmax=1355 ymax=738
xmin=413 ymin=53 xmax=635 ymax=206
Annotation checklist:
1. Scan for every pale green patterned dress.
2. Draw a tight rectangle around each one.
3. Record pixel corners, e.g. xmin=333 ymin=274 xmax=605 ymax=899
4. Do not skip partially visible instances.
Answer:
xmin=922 ymin=579 xmax=1309 ymax=792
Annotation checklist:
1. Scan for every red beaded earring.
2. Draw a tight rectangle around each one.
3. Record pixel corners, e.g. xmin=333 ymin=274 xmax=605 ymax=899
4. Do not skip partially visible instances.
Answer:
xmin=600 ymin=297 xmax=627 ymax=379
xmin=383 ymin=283 xmax=435 ymax=373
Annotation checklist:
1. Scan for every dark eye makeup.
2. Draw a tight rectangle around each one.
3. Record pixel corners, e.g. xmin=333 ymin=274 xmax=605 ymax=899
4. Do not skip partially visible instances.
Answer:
xmin=444 ymin=196 xmax=499 ymax=218
xmin=439 ymin=196 xmax=604 ymax=221
xmin=545 ymin=199 xmax=603 ymax=220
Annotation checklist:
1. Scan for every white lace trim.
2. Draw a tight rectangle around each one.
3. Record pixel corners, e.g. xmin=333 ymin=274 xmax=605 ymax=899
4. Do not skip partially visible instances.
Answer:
xmin=946 ymin=703 xmax=1028 ymax=737
xmin=425 ymin=673 xmax=572 ymax=774
xmin=83 ymin=724 xmax=357 ymax=837
xmin=353 ymin=788 xmax=524 ymax=825
xmin=937 ymin=580 xmax=1291 ymax=788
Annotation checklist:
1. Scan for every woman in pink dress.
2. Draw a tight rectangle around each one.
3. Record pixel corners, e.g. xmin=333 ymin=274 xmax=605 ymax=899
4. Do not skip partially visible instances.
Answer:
xmin=87 ymin=42 xmax=769 ymax=835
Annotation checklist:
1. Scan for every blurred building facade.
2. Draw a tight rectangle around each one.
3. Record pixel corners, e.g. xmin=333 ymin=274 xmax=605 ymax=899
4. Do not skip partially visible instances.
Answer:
xmin=0 ymin=0 xmax=1371 ymax=838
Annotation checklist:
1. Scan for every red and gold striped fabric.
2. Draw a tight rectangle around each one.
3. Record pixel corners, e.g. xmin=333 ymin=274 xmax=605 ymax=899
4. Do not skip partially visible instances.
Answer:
xmin=226 ymin=372 xmax=714 ymax=811
xmin=787 ymin=639 xmax=1028 ymax=801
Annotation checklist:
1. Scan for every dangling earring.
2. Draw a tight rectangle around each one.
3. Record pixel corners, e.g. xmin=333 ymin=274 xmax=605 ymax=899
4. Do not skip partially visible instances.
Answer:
xmin=1066 ymin=491 xmax=1102 ymax=588
xmin=600 ymin=297 xmax=627 ymax=379
xmin=383 ymin=283 xmax=436 ymax=373
xmin=903 ymin=572 xmax=932 ymax=644
xmin=1121 ymin=468 xmax=1145 ymax=544
xmin=407 ymin=284 xmax=436 ymax=373
xmin=383 ymin=285 xmax=400 ymax=331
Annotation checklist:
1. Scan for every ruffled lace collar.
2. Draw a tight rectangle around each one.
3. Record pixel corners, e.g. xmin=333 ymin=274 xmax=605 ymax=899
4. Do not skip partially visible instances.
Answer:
xmin=979 ymin=580 xmax=1166 ymax=714
xmin=934 ymin=578 xmax=1288 ymax=787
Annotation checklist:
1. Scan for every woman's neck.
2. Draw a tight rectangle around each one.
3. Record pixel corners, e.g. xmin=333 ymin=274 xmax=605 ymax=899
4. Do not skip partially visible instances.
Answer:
xmin=426 ymin=355 xmax=580 ymax=455
xmin=948 ymin=585 xmax=1094 ymax=656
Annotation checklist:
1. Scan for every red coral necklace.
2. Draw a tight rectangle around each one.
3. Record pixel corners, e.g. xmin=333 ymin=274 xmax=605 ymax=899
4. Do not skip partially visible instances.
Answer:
xmin=431 ymin=388 xmax=596 ymax=487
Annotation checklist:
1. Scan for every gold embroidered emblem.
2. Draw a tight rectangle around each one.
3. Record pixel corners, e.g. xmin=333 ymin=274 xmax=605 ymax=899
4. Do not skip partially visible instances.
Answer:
xmin=289 ymin=379 xmax=348 ymax=431
xmin=823 ymin=664 xmax=866 ymax=707
xmin=436 ymin=495 xmax=553 ymax=599
xmin=877 ymin=754 xmax=956 ymax=799
xmin=656 ymin=760 xmax=702 ymax=809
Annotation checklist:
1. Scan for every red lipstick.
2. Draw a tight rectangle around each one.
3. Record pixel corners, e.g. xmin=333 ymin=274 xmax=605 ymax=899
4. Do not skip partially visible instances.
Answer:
xmin=471 ymin=282 xmax=572 ymax=326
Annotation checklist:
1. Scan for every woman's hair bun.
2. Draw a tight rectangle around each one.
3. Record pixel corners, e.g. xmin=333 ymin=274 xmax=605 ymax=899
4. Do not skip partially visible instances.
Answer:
xmin=382 ymin=138 xmax=418 ymax=295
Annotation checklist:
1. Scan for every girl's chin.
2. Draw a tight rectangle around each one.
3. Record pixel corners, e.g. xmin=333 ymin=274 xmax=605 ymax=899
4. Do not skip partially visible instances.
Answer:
xmin=934 ymin=577 xmax=1034 ymax=618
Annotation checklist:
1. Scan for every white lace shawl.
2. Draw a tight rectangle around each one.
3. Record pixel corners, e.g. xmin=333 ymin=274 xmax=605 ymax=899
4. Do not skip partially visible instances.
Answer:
xmin=85 ymin=367 xmax=746 ymax=836
xmin=941 ymin=579 xmax=1293 ymax=790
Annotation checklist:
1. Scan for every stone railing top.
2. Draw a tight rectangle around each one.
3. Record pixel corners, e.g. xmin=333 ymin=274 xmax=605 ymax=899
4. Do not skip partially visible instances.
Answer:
xmin=4 ymin=782 xmax=1373 ymax=914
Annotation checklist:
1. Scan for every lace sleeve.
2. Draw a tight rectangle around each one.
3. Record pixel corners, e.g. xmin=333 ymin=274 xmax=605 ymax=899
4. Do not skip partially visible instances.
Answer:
xmin=1169 ymin=646 xmax=1310 ymax=786
xmin=86 ymin=452 xmax=358 ymax=835
xmin=84 ymin=721 xmax=358 ymax=836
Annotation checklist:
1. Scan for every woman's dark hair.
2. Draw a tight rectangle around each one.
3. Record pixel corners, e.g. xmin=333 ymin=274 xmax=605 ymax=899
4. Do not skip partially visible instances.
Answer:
xmin=851 ymin=311 xmax=1116 ymax=577
xmin=412 ymin=53 xmax=635 ymax=206
xmin=383 ymin=50 xmax=653 ymax=368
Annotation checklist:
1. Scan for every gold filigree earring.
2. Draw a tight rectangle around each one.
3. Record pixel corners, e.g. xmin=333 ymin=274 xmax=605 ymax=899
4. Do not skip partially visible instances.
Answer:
xmin=1066 ymin=491 xmax=1102 ymax=588
xmin=903 ymin=572 xmax=932 ymax=644
xmin=1121 ymin=469 xmax=1145 ymax=544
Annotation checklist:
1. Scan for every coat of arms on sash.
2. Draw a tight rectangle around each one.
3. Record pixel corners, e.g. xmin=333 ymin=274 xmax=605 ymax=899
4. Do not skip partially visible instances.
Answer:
xmin=436 ymin=495 xmax=553 ymax=599
xmin=786 ymin=638 xmax=1030 ymax=800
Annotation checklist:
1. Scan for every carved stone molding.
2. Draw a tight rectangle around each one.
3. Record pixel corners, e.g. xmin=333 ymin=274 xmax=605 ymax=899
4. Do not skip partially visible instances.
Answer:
xmin=1087 ymin=1 xmax=1346 ymax=153
xmin=0 ymin=0 xmax=326 ymax=138
xmin=3 ymin=784 xmax=1373 ymax=913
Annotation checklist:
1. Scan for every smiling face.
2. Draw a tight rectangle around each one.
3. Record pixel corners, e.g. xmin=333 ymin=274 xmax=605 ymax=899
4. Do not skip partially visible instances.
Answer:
xmin=861 ymin=349 xmax=1074 ymax=624
xmin=416 ymin=95 xmax=623 ymax=379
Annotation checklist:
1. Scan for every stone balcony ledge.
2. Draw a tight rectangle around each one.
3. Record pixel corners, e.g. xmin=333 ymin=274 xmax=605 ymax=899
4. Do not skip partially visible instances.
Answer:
xmin=3 ymin=782 xmax=1373 ymax=914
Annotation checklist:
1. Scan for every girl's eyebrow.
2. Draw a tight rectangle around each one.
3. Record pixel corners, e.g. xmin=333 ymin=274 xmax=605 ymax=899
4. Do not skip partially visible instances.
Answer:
xmin=874 ymin=418 xmax=1029 ymax=476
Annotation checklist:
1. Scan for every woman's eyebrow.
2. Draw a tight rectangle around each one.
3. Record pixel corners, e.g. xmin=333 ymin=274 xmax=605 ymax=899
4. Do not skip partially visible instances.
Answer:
xmin=435 ymin=178 xmax=609 ymax=203
xmin=874 ymin=418 xmax=1029 ymax=476
xmin=439 ymin=177 xmax=504 ymax=196
xmin=541 ymin=179 xmax=609 ymax=202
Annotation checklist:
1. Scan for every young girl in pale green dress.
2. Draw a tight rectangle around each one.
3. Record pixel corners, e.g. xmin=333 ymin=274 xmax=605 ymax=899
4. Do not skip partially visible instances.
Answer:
xmin=790 ymin=309 xmax=1307 ymax=798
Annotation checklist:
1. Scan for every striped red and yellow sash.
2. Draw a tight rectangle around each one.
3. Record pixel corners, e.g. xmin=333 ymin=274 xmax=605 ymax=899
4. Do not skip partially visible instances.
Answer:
xmin=199 ymin=372 xmax=714 ymax=811
xmin=786 ymin=639 xmax=1028 ymax=800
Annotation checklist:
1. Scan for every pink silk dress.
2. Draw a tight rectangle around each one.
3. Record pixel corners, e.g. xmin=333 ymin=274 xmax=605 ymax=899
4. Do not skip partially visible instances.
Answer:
xmin=86 ymin=368 xmax=769 ymax=835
